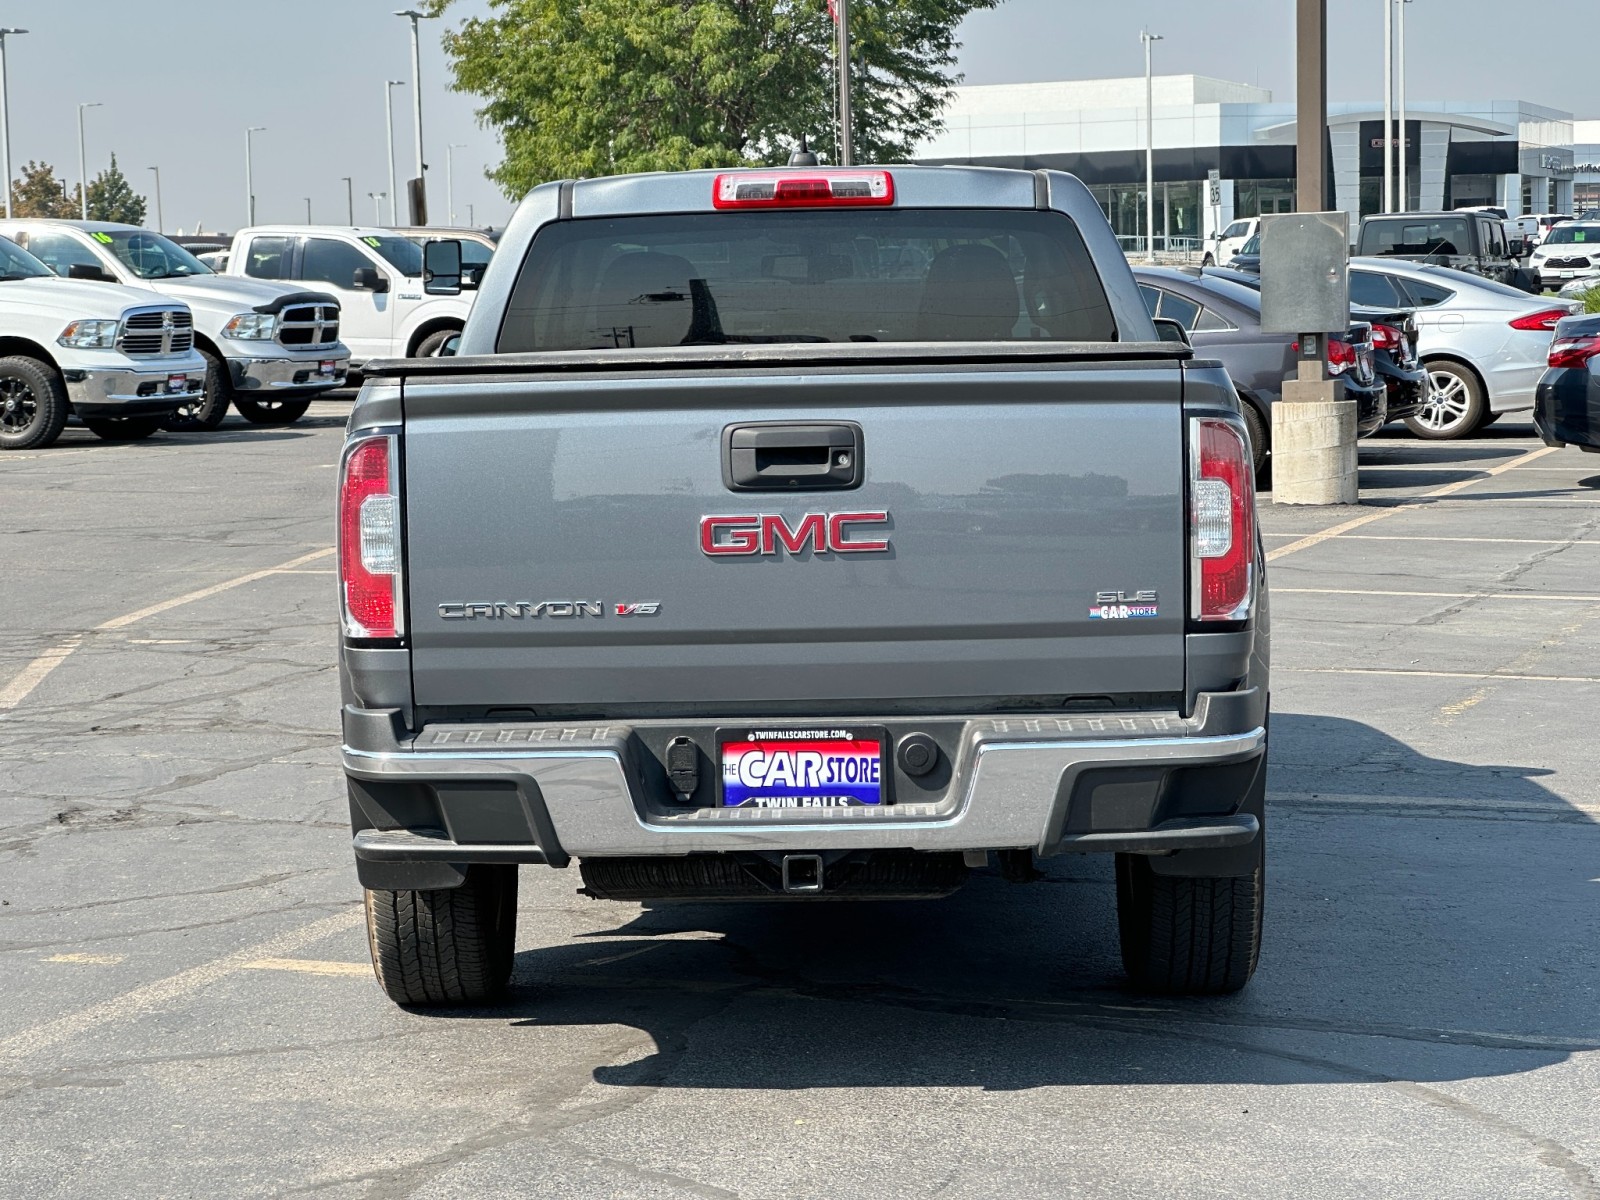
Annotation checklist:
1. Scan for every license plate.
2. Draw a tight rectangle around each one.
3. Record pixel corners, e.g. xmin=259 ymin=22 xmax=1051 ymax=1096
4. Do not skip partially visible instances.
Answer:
xmin=318 ymin=360 xmax=338 ymax=377
xmin=165 ymin=374 xmax=187 ymax=393
xmin=719 ymin=727 xmax=887 ymax=809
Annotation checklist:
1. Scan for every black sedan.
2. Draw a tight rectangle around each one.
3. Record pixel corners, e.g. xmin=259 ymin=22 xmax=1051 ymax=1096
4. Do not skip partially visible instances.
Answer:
xmin=1534 ymin=313 xmax=1600 ymax=450
xmin=1133 ymin=266 xmax=1386 ymax=469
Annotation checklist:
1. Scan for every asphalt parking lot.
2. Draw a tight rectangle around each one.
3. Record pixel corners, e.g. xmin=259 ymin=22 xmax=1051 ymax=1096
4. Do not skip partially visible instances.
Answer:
xmin=2 ymin=402 xmax=1598 ymax=1199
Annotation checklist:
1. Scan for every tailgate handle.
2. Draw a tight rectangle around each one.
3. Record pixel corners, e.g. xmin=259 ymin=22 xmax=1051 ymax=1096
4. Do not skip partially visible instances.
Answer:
xmin=723 ymin=422 xmax=863 ymax=491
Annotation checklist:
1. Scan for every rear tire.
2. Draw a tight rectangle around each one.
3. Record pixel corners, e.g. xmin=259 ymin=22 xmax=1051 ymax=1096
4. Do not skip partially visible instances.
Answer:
xmin=364 ymin=864 xmax=517 ymax=1007
xmin=232 ymin=395 xmax=312 ymax=425
xmin=84 ymin=416 xmax=164 ymax=442
xmin=413 ymin=328 xmax=460 ymax=359
xmin=162 ymin=349 xmax=231 ymax=432
xmin=1405 ymin=361 xmax=1487 ymax=440
xmin=0 ymin=355 xmax=68 ymax=450
xmin=1116 ymin=836 xmax=1264 ymax=995
xmin=1240 ymin=402 xmax=1269 ymax=472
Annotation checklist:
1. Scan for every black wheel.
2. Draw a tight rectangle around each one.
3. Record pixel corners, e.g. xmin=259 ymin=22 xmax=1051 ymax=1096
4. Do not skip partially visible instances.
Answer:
xmin=364 ymin=864 xmax=517 ymax=1007
xmin=1116 ymin=834 xmax=1264 ymax=995
xmin=162 ymin=349 xmax=231 ymax=432
xmin=1240 ymin=402 xmax=1269 ymax=472
xmin=83 ymin=416 xmax=165 ymax=442
xmin=0 ymin=355 xmax=68 ymax=451
xmin=231 ymin=395 xmax=313 ymax=426
xmin=1405 ymin=361 xmax=1487 ymax=440
xmin=413 ymin=328 xmax=460 ymax=359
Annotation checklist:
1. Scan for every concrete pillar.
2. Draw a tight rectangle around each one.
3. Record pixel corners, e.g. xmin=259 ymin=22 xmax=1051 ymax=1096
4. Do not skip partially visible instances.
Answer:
xmin=1273 ymin=365 xmax=1358 ymax=506
xmin=1499 ymin=174 xmax=1524 ymax=216
xmin=1419 ymin=123 xmax=1450 ymax=212
xmin=1330 ymin=125 xmax=1361 ymax=222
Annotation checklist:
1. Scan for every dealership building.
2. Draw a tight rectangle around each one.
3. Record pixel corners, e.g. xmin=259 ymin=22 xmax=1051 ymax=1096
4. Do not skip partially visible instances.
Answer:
xmin=916 ymin=75 xmax=1595 ymax=246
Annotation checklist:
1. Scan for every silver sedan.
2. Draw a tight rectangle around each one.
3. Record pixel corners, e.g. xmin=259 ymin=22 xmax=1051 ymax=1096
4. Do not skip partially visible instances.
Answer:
xmin=1349 ymin=259 xmax=1580 ymax=439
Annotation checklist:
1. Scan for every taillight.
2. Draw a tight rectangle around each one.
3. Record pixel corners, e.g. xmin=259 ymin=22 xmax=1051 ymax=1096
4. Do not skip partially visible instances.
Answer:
xmin=1326 ymin=338 xmax=1357 ymax=377
xmin=338 ymin=434 xmax=403 ymax=640
xmin=1190 ymin=418 xmax=1255 ymax=623
xmin=712 ymin=170 xmax=894 ymax=209
xmin=1369 ymin=323 xmax=1402 ymax=351
xmin=1509 ymin=308 xmax=1573 ymax=332
xmin=1549 ymin=334 xmax=1600 ymax=369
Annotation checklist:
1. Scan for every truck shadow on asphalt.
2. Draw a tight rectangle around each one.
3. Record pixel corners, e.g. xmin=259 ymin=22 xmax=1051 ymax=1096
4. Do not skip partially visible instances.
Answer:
xmin=429 ymin=713 xmax=1599 ymax=1090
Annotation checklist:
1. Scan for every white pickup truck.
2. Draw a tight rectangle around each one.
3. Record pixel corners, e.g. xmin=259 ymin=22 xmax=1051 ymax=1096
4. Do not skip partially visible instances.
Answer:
xmin=0 ymin=221 xmax=351 ymax=429
xmin=225 ymin=226 xmax=474 ymax=366
xmin=0 ymin=234 xmax=205 ymax=451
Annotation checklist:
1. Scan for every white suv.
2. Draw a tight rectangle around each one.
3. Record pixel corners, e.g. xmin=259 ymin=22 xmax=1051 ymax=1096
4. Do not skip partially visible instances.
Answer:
xmin=1208 ymin=218 xmax=1259 ymax=267
xmin=225 ymin=227 xmax=475 ymax=366
xmin=0 ymin=235 xmax=206 ymax=450
xmin=1529 ymin=222 xmax=1600 ymax=290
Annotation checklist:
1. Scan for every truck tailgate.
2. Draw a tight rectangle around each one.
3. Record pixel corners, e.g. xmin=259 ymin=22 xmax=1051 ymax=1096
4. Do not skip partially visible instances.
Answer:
xmin=402 ymin=364 xmax=1187 ymax=708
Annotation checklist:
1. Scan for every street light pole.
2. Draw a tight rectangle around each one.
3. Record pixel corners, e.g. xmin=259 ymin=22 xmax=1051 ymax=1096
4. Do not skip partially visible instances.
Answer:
xmin=394 ymin=9 xmax=431 ymax=222
xmin=836 ymin=0 xmax=852 ymax=166
xmin=245 ymin=126 xmax=265 ymax=226
xmin=1141 ymin=30 xmax=1163 ymax=259
xmin=385 ymin=80 xmax=404 ymax=225
xmin=340 ymin=176 xmax=354 ymax=225
xmin=147 ymin=166 xmax=163 ymax=233
xmin=369 ymin=192 xmax=386 ymax=224
xmin=447 ymin=143 xmax=467 ymax=225
xmin=1383 ymin=0 xmax=1393 ymax=214
xmin=304 ymin=197 xmax=312 ymax=224
xmin=0 ymin=29 xmax=27 ymax=220
xmin=77 ymin=101 xmax=102 ymax=221
xmin=1397 ymin=0 xmax=1411 ymax=212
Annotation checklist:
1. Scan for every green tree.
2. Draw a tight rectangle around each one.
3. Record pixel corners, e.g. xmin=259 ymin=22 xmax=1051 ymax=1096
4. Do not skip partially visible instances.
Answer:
xmin=10 ymin=160 xmax=79 ymax=218
xmin=426 ymin=0 xmax=1000 ymax=197
xmin=85 ymin=154 xmax=147 ymax=225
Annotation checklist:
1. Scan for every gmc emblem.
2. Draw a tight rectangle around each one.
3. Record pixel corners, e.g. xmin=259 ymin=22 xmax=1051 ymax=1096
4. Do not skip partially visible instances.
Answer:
xmin=700 ymin=512 xmax=891 ymax=557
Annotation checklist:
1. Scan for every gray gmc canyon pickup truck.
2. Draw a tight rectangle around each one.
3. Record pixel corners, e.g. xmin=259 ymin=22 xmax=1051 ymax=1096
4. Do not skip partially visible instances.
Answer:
xmin=337 ymin=165 xmax=1270 ymax=1007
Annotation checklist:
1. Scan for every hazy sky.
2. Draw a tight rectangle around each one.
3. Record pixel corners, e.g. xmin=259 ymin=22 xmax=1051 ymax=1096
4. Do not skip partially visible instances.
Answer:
xmin=0 ymin=0 xmax=1586 ymax=235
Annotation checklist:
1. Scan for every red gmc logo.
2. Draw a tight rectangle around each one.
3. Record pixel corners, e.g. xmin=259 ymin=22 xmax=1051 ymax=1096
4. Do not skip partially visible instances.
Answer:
xmin=700 ymin=512 xmax=891 ymax=556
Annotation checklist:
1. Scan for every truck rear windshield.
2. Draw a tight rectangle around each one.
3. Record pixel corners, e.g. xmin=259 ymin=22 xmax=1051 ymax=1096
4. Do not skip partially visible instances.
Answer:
xmin=1363 ymin=217 xmax=1473 ymax=257
xmin=496 ymin=209 xmax=1116 ymax=352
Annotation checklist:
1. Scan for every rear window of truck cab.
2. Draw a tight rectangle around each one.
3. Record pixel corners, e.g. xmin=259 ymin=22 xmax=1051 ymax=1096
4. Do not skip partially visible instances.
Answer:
xmin=495 ymin=209 xmax=1117 ymax=352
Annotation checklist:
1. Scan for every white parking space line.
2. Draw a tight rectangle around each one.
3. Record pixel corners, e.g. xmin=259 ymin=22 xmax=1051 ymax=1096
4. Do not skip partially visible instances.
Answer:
xmin=1279 ymin=666 xmax=1600 ymax=684
xmin=241 ymin=958 xmax=370 ymax=977
xmin=0 ymin=908 xmax=362 ymax=1067
xmin=0 ymin=547 xmax=336 ymax=714
xmin=1275 ymin=588 xmax=1600 ymax=603
xmin=1266 ymin=445 xmax=1559 ymax=562
xmin=0 ymin=637 xmax=83 ymax=712
xmin=96 ymin=547 xmax=334 ymax=631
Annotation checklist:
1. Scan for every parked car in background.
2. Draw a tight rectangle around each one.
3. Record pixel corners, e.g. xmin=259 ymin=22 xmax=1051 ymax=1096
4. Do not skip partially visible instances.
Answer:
xmin=1528 ymin=222 xmax=1600 ymax=292
xmin=1349 ymin=258 xmax=1580 ymax=438
xmin=1206 ymin=217 xmax=1258 ymax=267
xmin=226 ymin=226 xmax=475 ymax=365
xmin=1356 ymin=211 xmax=1539 ymax=293
xmin=1534 ymin=312 xmax=1600 ymax=451
xmin=0 ymin=221 xmax=349 ymax=429
xmin=1203 ymin=264 xmax=1429 ymax=430
xmin=389 ymin=226 xmax=497 ymax=287
xmin=1228 ymin=232 xmax=1261 ymax=274
xmin=1134 ymin=265 xmax=1386 ymax=469
xmin=1456 ymin=205 xmax=1510 ymax=220
xmin=0 ymin=235 xmax=205 ymax=450
xmin=1530 ymin=214 xmax=1573 ymax=247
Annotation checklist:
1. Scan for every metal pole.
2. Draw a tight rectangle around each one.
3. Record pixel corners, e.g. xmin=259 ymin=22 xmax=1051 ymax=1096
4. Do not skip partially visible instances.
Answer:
xmin=245 ymin=126 xmax=264 ymax=226
xmin=836 ymin=0 xmax=852 ymax=166
xmin=467 ymin=203 xmax=474 ymax=226
xmin=1383 ymin=0 xmax=1393 ymax=213
xmin=148 ymin=166 xmax=163 ymax=233
xmin=1397 ymin=0 xmax=1410 ymax=212
xmin=370 ymin=192 xmax=385 ymax=224
xmin=341 ymin=176 xmax=353 ymax=225
xmin=1294 ymin=0 xmax=1327 ymax=214
xmin=78 ymin=102 xmax=102 ymax=221
xmin=305 ymin=197 xmax=312 ymax=224
xmin=0 ymin=30 xmax=26 ymax=220
xmin=1142 ymin=31 xmax=1162 ymax=258
xmin=385 ymin=80 xmax=403 ymax=225
xmin=394 ymin=10 xmax=429 ymax=221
